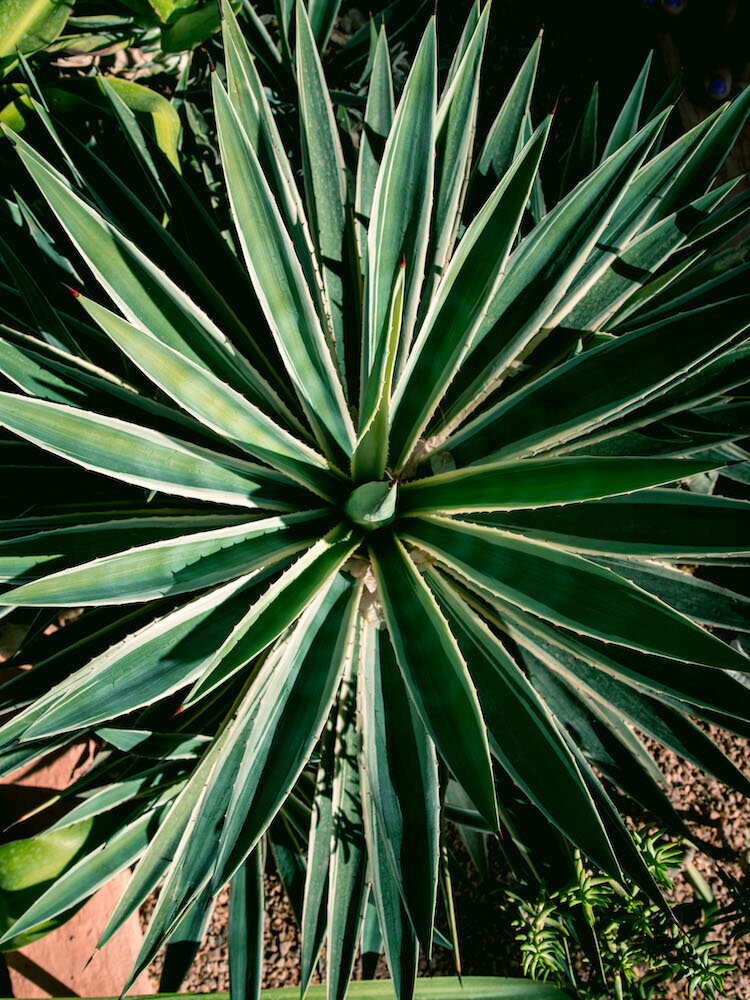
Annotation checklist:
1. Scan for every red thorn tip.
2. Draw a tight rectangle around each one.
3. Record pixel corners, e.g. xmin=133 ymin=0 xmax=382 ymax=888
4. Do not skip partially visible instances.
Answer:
xmin=400 ymin=254 xmax=406 ymax=268
xmin=389 ymin=480 xmax=397 ymax=488
xmin=63 ymin=284 xmax=80 ymax=298
xmin=175 ymin=704 xmax=184 ymax=715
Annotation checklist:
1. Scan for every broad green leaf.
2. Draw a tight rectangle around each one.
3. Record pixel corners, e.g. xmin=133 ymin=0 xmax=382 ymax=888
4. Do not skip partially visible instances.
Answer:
xmin=0 ymin=808 xmax=163 ymax=946
xmin=2 ymin=512 xmax=327 ymax=606
xmin=400 ymin=457 xmax=716 ymax=515
xmin=364 ymin=21 xmax=436 ymax=382
xmin=0 ymin=391 xmax=297 ymax=509
xmin=115 ymin=980 xmax=570 ymax=1000
xmin=401 ymin=516 xmax=749 ymax=672
xmin=474 ymin=32 xmax=541 ymax=184
xmin=326 ymin=649 xmax=368 ymax=1000
xmin=229 ymin=847 xmax=265 ymax=1000
xmin=446 ymin=296 xmax=750 ymax=466
xmin=390 ymin=119 xmax=550 ymax=472
xmin=0 ymin=0 xmax=74 ymax=76
xmin=369 ymin=533 xmax=497 ymax=828
xmin=477 ymin=490 xmax=750 ymax=558
xmin=359 ymin=620 xmax=439 ymax=953
xmin=98 ymin=76 xmax=181 ymax=171
xmin=212 ymin=74 xmax=355 ymax=461
xmin=0 ymin=820 xmax=92 ymax=893
xmin=80 ymin=297 xmax=341 ymax=500
xmin=187 ymin=525 xmax=362 ymax=704
xmin=296 ymin=0 xmax=349 ymax=378
xmin=427 ymin=571 xmax=620 ymax=877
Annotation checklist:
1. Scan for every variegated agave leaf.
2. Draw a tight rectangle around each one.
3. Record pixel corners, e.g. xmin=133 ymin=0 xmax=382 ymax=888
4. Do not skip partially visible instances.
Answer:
xmin=0 ymin=3 xmax=749 ymax=1000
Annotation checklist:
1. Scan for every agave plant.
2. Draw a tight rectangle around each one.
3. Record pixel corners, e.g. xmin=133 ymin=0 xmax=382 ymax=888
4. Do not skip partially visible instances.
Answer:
xmin=1 ymin=0 xmax=750 ymax=996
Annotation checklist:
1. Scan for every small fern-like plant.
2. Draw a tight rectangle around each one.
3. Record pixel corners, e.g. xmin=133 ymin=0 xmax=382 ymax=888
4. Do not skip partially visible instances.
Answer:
xmin=0 ymin=1 xmax=750 ymax=997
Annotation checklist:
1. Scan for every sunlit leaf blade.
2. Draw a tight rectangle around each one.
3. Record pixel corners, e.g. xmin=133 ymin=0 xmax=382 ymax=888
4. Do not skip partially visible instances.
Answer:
xmin=126 ymin=576 xmax=360 ymax=989
xmin=300 ymin=720 xmax=335 ymax=996
xmin=352 ymin=260 xmax=404 ymax=482
xmin=212 ymin=74 xmax=355 ymax=460
xmin=80 ymin=296 xmax=341 ymax=500
xmin=359 ymin=619 xmax=439 ymax=952
xmin=354 ymin=26 xmax=394 ymax=272
xmin=20 ymin=574 xmax=260 ymax=741
xmin=0 ymin=392 xmax=297 ymax=509
xmin=0 ymin=511 xmax=246 ymax=587
xmin=364 ymin=20 xmax=436 ymax=382
xmin=427 ymin=571 xmax=620 ymax=876
xmin=186 ymin=525 xmax=362 ymax=704
xmin=0 ymin=328 xmax=224 ymax=449
xmin=423 ymin=6 xmax=490 ymax=308
xmin=400 ymin=457 xmax=717 ymax=515
xmin=2 ymin=512 xmax=328 ymax=606
xmin=222 ymin=0 xmax=328 ymax=326
xmin=229 ymin=846 xmax=265 ymax=1000
xmin=401 ymin=516 xmax=749 ymax=671
xmin=474 ymin=32 xmax=541 ymax=184
xmin=439 ymin=110 xmax=669 ymax=434
xmin=4 ymin=127 xmax=292 ymax=428
xmin=477 ymin=490 xmax=750 ymax=557
xmin=327 ymin=648 xmax=368 ymax=1000
xmin=296 ymin=0 xmax=349 ymax=379
xmin=361 ymin=773 xmax=418 ymax=1000
xmin=390 ymin=119 xmax=550 ymax=471
xmin=369 ymin=533 xmax=497 ymax=828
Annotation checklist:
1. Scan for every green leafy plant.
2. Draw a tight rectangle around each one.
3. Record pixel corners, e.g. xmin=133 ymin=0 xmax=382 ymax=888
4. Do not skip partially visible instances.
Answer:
xmin=0 ymin=1 xmax=750 ymax=998
xmin=503 ymin=834 xmax=740 ymax=999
